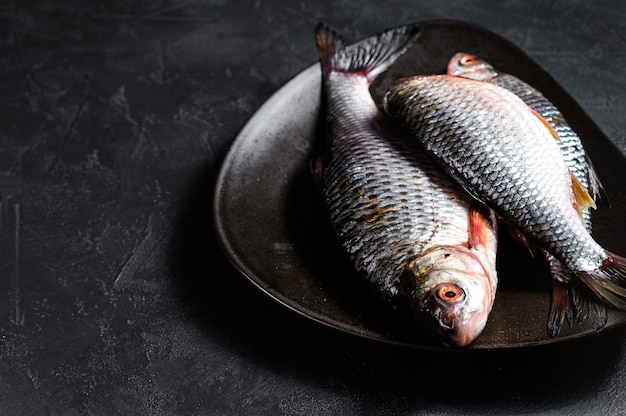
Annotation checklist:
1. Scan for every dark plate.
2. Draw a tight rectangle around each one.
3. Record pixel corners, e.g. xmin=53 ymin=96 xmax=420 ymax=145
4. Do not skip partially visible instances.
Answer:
xmin=213 ymin=20 xmax=626 ymax=350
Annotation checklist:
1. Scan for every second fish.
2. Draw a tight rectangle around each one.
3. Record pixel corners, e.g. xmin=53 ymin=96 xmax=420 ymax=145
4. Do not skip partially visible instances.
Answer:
xmin=383 ymin=73 xmax=626 ymax=317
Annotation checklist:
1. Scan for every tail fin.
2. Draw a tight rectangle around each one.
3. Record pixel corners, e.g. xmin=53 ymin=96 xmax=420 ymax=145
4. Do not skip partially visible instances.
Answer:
xmin=545 ymin=251 xmax=608 ymax=338
xmin=576 ymin=251 xmax=626 ymax=310
xmin=548 ymin=274 xmax=607 ymax=338
xmin=315 ymin=23 xmax=421 ymax=82
xmin=570 ymin=285 xmax=608 ymax=330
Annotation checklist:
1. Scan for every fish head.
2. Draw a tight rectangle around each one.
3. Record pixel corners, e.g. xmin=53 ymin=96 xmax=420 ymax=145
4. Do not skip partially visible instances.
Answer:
xmin=399 ymin=246 xmax=496 ymax=347
xmin=447 ymin=52 xmax=497 ymax=81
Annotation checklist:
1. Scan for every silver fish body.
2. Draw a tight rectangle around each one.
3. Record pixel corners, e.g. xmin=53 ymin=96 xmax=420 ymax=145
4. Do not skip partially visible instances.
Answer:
xmin=447 ymin=53 xmax=611 ymax=335
xmin=315 ymin=25 xmax=498 ymax=347
xmin=447 ymin=52 xmax=609 ymax=230
xmin=384 ymin=74 xmax=626 ymax=312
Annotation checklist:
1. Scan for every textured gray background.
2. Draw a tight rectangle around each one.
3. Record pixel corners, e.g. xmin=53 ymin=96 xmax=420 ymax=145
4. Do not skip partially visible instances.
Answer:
xmin=1 ymin=1 xmax=626 ymax=415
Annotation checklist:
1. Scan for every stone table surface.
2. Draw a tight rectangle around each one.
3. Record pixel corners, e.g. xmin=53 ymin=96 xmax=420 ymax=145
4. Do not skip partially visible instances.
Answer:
xmin=2 ymin=1 xmax=626 ymax=415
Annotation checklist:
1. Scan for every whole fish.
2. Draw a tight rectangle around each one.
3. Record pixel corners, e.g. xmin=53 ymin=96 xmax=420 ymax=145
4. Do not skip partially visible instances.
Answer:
xmin=383 ymin=74 xmax=626 ymax=322
xmin=314 ymin=24 xmax=498 ymax=347
xmin=447 ymin=53 xmax=609 ymax=336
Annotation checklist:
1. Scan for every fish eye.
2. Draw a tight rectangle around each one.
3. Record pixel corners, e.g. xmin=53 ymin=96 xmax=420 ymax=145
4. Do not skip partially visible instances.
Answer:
xmin=436 ymin=284 xmax=465 ymax=302
xmin=459 ymin=55 xmax=475 ymax=66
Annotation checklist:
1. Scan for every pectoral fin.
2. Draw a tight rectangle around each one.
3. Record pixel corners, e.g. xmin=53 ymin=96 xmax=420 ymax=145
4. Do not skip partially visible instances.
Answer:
xmin=468 ymin=203 xmax=498 ymax=253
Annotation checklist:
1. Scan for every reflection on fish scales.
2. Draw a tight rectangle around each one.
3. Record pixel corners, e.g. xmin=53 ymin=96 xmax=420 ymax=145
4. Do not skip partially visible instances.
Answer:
xmin=314 ymin=24 xmax=498 ymax=347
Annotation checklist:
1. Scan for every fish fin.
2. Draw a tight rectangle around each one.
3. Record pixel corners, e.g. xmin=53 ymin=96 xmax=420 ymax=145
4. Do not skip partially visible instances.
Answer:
xmin=584 ymin=153 xmax=611 ymax=208
xmin=548 ymin=277 xmax=574 ymax=338
xmin=570 ymin=285 xmax=608 ymax=330
xmin=576 ymin=251 xmax=626 ymax=310
xmin=545 ymin=252 xmax=609 ymax=337
xmin=468 ymin=203 xmax=497 ymax=252
xmin=570 ymin=172 xmax=597 ymax=217
xmin=315 ymin=23 xmax=421 ymax=82
xmin=315 ymin=24 xmax=343 ymax=77
xmin=543 ymin=250 xmax=574 ymax=338
xmin=549 ymin=280 xmax=609 ymax=338
xmin=528 ymin=106 xmax=560 ymax=141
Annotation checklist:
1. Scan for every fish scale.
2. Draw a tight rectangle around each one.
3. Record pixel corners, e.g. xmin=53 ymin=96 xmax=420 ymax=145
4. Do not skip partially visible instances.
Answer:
xmin=490 ymin=75 xmax=591 ymax=211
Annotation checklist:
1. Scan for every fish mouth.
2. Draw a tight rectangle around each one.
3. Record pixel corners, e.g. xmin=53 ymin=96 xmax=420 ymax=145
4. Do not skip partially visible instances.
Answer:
xmin=441 ymin=313 xmax=488 ymax=347
xmin=424 ymin=296 xmax=489 ymax=348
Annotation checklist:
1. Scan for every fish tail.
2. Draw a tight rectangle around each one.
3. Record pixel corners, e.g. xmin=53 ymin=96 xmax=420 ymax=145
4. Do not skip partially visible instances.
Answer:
xmin=576 ymin=251 xmax=626 ymax=310
xmin=315 ymin=23 xmax=421 ymax=81
xmin=570 ymin=285 xmax=608 ymax=330
xmin=548 ymin=276 xmax=607 ymax=338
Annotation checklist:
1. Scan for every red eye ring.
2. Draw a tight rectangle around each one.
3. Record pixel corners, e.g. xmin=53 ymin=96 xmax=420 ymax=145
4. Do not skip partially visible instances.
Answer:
xmin=437 ymin=284 xmax=464 ymax=302
xmin=460 ymin=55 xmax=475 ymax=66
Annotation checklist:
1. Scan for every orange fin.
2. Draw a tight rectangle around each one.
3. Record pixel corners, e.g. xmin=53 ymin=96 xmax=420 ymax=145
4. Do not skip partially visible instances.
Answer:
xmin=468 ymin=203 xmax=497 ymax=252
xmin=571 ymin=173 xmax=597 ymax=217
xmin=529 ymin=106 xmax=560 ymax=141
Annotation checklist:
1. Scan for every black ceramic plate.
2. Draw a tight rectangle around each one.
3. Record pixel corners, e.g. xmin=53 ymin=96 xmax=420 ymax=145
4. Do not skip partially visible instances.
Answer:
xmin=213 ymin=20 xmax=626 ymax=349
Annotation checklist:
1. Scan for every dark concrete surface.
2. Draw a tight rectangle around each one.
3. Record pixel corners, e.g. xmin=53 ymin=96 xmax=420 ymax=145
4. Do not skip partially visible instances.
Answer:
xmin=1 ymin=1 xmax=626 ymax=415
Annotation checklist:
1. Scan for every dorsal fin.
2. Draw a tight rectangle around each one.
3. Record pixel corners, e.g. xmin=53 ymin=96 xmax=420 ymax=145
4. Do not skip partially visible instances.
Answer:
xmin=585 ymin=154 xmax=611 ymax=208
